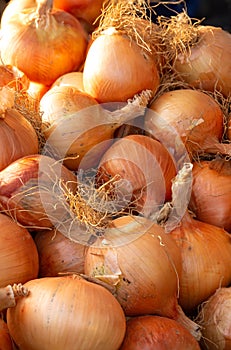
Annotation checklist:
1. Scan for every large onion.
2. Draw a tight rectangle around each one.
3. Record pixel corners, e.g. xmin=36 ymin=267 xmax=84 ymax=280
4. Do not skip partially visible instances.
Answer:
xmin=84 ymin=215 xmax=201 ymax=340
xmin=0 ymin=213 xmax=39 ymax=287
xmin=0 ymin=0 xmax=88 ymax=86
xmin=120 ymin=315 xmax=201 ymax=350
xmin=189 ymin=157 xmax=231 ymax=232
xmin=145 ymin=88 xmax=230 ymax=159
xmin=7 ymin=275 xmax=126 ymax=350
xmin=169 ymin=211 xmax=231 ymax=312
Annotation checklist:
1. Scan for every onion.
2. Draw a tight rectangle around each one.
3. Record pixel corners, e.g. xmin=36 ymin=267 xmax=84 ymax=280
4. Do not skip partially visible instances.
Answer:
xmin=169 ymin=211 xmax=231 ymax=312
xmin=51 ymin=71 xmax=84 ymax=92
xmin=83 ymin=27 xmax=160 ymax=103
xmin=84 ymin=215 xmax=201 ymax=340
xmin=97 ymin=134 xmax=177 ymax=217
xmin=120 ymin=315 xmax=201 ymax=350
xmin=0 ymin=87 xmax=39 ymax=171
xmin=34 ymin=228 xmax=87 ymax=277
xmin=7 ymin=275 xmax=126 ymax=350
xmin=27 ymin=81 xmax=50 ymax=101
xmin=0 ymin=318 xmax=14 ymax=350
xmin=0 ymin=154 xmax=77 ymax=229
xmin=144 ymin=88 xmax=231 ymax=159
xmin=0 ymin=0 xmax=88 ymax=86
xmin=189 ymin=157 xmax=231 ymax=232
xmin=197 ymin=287 xmax=231 ymax=350
xmin=0 ymin=64 xmax=29 ymax=91
xmin=173 ymin=25 xmax=231 ymax=98
xmin=0 ymin=213 xmax=39 ymax=287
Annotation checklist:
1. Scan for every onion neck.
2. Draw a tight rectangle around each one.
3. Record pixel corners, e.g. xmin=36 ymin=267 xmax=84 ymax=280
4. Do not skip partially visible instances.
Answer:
xmin=35 ymin=0 xmax=53 ymax=27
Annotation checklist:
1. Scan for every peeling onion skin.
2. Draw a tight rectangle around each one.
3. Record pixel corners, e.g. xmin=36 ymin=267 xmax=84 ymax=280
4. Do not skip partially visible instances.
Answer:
xmin=198 ymin=287 xmax=231 ymax=350
xmin=189 ymin=158 xmax=231 ymax=232
xmin=83 ymin=29 xmax=160 ymax=103
xmin=120 ymin=315 xmax=201 ymax=350
xmin=173 ymin=26 xmax=231 ymax=98
xmin=170 ymin=212 xmax=231 ymax=313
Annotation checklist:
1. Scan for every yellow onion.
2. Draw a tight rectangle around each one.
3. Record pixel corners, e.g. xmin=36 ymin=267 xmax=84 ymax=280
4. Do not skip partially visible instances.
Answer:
xmin=189 ymin=157 xmax=231 ymax=232
xmin=7 ymin=275 xmax=126 ymax=350
xmin=83 ymin=27 xmax=160 ymax=103
xmin=170 ymin=211 xmax=231 ymax=312
xmin=0 ymin=154 xmax=77 ymax=229
xmin=0 ymin=0 xmax=36 ymax=27
xmin=97 ymin=134 xmax=177 ymax=217
xmin=0 ymin=318 xmax=14 ymax=350
xmin=51 ymin=71 xmax=84 ymax=92
xmin=0 ymin=0 xmax=88 ymax=86
xmin=145 ymin=88 xmax=230 ymax=159
xmin=85 ymin=215 xmax=201 ymax=340
xmin=173 ymin=25 xmax=231 ymax=98
xmin=0 ymin=213 xmax=39 ymax=287
xmin=27 ymin=81 xmax=50 ymax=101
xmin=0 ymin=64 xmax=29 ymax=91
xmin=0 ymin=87 xmax=39 ymax=171
xmin=34 ymin=228 xmax=87 ymax=277
xmin=198 ymin=287 xmax=231 ymax=350
xmin=120 ymin=315 xmax=201 ymax=350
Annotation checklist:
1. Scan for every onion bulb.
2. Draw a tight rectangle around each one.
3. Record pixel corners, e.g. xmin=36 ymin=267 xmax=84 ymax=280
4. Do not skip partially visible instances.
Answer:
xmin=97 ymin=134 xmax=177 ymax=217
xmin=169 ymin=211 xmax=231 ymax=312
xmin=0 ymin=87 xmax=39 ymax=171
xmin=0 ymin=213 xmax=39 ymax=287
xmin=0 ymin=318 xmax=14 ymax=350
xmin=0 ymin=0 xmax=88 ymax=86
xmin=145 ymin=88 xmax=230 ymax=159
xmin=7 ymin=275 xmax=126 ymax=350
xmin=51 ymin=71 xmax=84 ymax=92
xmin=189 ymin=157 xmax=231 ymax=232
xmin=120 ymin=315 xmax=201 ymax=350
xmin=198 ymin=287 xmax=231 ymax=350
xmin=84 ymin=215 xmax=201 ymax=340
xmin=34 ymin=228 xmax=87 ymax=277
xmin=0 ymin=64 xmax=29 ymax=91
xmin=0 ymin=154 xmax=77 ymax=229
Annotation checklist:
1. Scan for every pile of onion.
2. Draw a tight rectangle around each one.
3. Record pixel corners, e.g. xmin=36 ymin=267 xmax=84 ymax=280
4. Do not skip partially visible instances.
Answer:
xmin=84 ymin=214 xmax=201 ymax=340
xmin=197 ymin=287 xmax=231 ymax=350
xmin=120 ymin=315 xmax=201 ymax=350
xmin=0 ymin=154 xmax=77 ymax=229
xmin=7 ymin=275 xmax=126 ymax=350
xmin=169 ymin=211 xmax=231 ymax=312
xmin=0 ymin=0 xmax=88 ymax=86
xmin=144 ymin=88 xmax=231 ymax=159
xmin=0 ymin=212 xmax=39 ymax=287
xmin=189 ymin=157 xmax=231 ymax=232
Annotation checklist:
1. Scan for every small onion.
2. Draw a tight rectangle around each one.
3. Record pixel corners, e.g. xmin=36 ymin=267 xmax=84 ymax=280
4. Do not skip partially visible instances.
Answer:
xmin=51 ymin=71 xmax=84 ymax=92
xmin=120 ymin=315 xmax=201 ymax=350
xmin=85 ymin=215 xmax=201 ymax=340
xmin=145 ymin=88 xmax=230 ymax=158
xmin=173 ymin=25 xmax=231 ymax=98
xmin=0 ymin=64 xmax=29 ymax=91
xmin=27 ymin=81 xmax=50 ymax=101
xmin=0 ymin=0 xmax=88 ymax=85
xmin=34 ymin=228 xmax=87 ymax=277
xmin=170 ymin=211 xmax=231 ymax=312
xmin=83 ymin=27 xmax=160 ymax=103
xmin=0 ymin=213 xmax=39 ymax=287
xmin=0 ymin=318 xmax=14 ymax=350
xmin=7 ymin=275 xmax=126 ymax=350
xmin=0 ymin=87 xmax=39 ymax=171
xmin=0 ymin=154 xmax=77 ymax=229
xmin=97 ymin=134 xmax=177 ymax=217
xmin=189 ymin=157 xmax=231 ymax=232
xmin=198 ymin=287 xmax=231 ymax=350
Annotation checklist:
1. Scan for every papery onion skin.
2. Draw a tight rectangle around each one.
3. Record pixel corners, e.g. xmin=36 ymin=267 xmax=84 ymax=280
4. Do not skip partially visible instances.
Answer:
xmin=0 ymin=154 xmax=77 ymax=229
xmin=0 ymin=2 xmax=88 ymax=85
xmin=120 ymin=315 xmax=201 ymax=350
xmin=7 ymin=276 xmax=126 ymax=350
xmin=97 ymin=134 xmax=177 ymax=217
xmin=145 ymin=89 xmax=224 ymax=158
xmin=173 ymin=26 xmax=231 ymax=98
xmin=170 ymin=212 xmax=231 ymax=312
xmin=0 ymin=212 xmax=39 ymax=287
xmin=83 ymin=29 xmax=160 ymax=103
xmin=0 ymin=108 xmax=39 ymax=171
xmin=0 ymin=64 xmax=29 ymax=91
xmin=198 ymin=287 xmax=231 ymax=350
xmin=189 ymin=158 xmax=231 ymax=232
xmin=34 ymin=228 xmax=87 ymax=277
xmin=0 ymin=318 xmax=14 ymax=350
